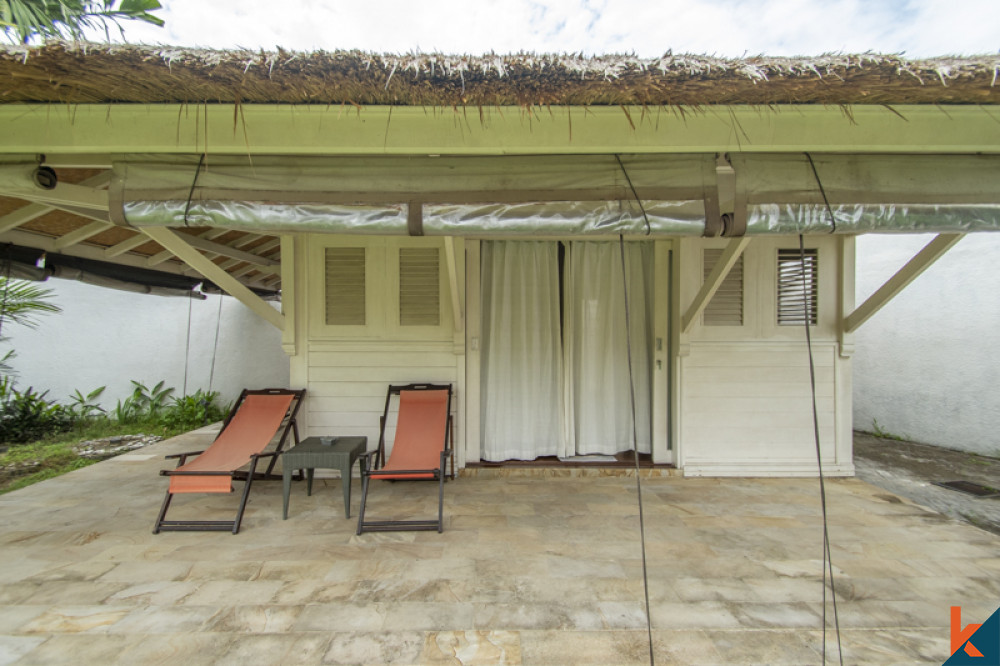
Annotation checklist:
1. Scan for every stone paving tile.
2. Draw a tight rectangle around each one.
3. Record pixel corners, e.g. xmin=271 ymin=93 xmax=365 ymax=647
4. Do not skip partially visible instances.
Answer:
xmin=10 ymin=634 xmax=138 ymax=666
xmin=215 ymin=632 xmax=333 ymax=666
xmin=650 ymin=629 xmax=725 ymax=665
xmin=1 ymin=427 xmax=999 ymax=664
xmin=114 ymin=631 xmax=236 ymax=664
xmin=322 ymin=631 xmax=427 ymax=665
xmin=520 ymin=629 xmax=647 ymax=665
xmin=0 ymin=636 xmax=45 ymax=666
xmin=19 ymin=605 xmax=132 ymax=635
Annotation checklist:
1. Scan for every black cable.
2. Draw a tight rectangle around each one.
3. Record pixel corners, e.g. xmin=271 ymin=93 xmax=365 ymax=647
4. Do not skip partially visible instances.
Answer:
xmin=618 ymin=234 xmax=655 ymax=666
xmin=798 ymin=234 xmax=843 ymax=665
xmin=182 ymin=153 xmax=206 ymax=227
xmin=805 ymin=153 xmax=837 ymax=234
xmin=615 ymin=155 xmax=652 ymax=236
xmin=0 ymin=244 xmax=13 ymax=344
xmin=182 ymin=290 xmax=193 ymax=397
xmin=207 ymin=292 xmax=223 ymax=394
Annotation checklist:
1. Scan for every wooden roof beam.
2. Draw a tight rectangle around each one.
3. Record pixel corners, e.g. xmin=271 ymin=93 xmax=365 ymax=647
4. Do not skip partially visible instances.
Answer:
xmin=2 ymin=105 xmax=997 ymax=157
xmin=105 ymin=233 xmax=152 ymax=258
xmin=140 ymin=227 xmax=283 ymax=330
xmin=145 ymin=228 xmax=230 ymax=266
xmin=0 ymin=227 xmax=192 ymax=280
xmin=220 ymin=238 xmax=280 ymax=273
xmin=53 ymin=221 xmax=112 ymax=250
xmin=0 ymin=172 xmax=111 ymax=234
xmin=844 ymin=233 xmax=964 ymax=334
xmin=0 ymin=182 xmax=108 ymax=212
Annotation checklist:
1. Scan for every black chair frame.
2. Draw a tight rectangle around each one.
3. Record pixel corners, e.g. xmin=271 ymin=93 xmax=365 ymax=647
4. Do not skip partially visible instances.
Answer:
xmin=356 ymin=383 xmax=453 ymax=534
xmin=153 ymin=388 xmax=305 ymax=535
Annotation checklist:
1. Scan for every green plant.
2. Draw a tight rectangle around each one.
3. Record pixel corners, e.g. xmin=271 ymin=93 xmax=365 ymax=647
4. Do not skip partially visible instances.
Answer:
xmin=66 ymin=385 xmax=106 ymax=420
xmin=0 ymin=277 xmax=62 ymax=374
xmin=0 ymin=277 xmax=61 ymax=328
xmin=113 ymin=395 xmax=138 ymax=424
xmin=161 ymin=390 xmax=228 ymax=431
xmin=0 ymin=381 xmax=73 ymax=444
xmin=871 ymin=418 xmax=904 ymax=441
xmin=1 ymin=0 xmax=163 ymax=44
xmin=0 ymin=395 xmax=227 ymax=494
xmin=128 ymin=380 xmax=173 ymax=418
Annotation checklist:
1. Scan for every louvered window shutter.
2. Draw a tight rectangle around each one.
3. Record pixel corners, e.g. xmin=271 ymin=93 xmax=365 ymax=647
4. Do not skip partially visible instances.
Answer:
xmin=777 ymin=248 xmax=818 ymax=325
xmin=325 ymin=247 xmax=366 ymax=325
xmin=703 ymin=248 xmax=744 ymax=326
xmin=398 ymin=247 xmax=440 ymax=326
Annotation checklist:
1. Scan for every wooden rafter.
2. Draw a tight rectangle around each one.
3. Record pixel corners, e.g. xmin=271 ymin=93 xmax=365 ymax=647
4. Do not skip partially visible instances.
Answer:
xmin=0 ymin=182 xmax=109 ymax=212
xmin=53 ymin=221 xmax=113 ymax=250
xmin=105 ymin=234 xmax=153 ymax=258
xmin=140 ymin=227 xmax=284 ymax=330
xmin=146 ymin=228 xmax=230 ymax=266
xmin=0 ymin=172 xmax=111 ymax=234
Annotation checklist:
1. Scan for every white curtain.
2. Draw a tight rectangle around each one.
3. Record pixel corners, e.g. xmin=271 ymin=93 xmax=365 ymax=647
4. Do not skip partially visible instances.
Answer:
xmin=564 ymin=242 xmax=653 ymax=455
xmin=481 ymin=241 xmax=563 ymax=461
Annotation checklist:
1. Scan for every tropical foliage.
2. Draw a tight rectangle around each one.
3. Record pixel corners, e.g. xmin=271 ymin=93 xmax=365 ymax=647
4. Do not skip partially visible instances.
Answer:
xmin=1 ymin=378 xmax=230 ymax=445
xmin=1 ymin=378 xmax=231 ymax=493
xmin=0 ymin=276 xmax=61 ymax=374
xmin=0 ymin=376 xmax=73 ymax=443
xmin=1 ymin=0 xmax=163 ymax=44
xmin=0 ymin=277 xmax=60 ymax=328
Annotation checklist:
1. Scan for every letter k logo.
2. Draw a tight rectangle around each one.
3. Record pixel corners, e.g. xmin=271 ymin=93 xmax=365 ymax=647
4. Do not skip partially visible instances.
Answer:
xmin=952 ymin=607 xmax=984 ymax=657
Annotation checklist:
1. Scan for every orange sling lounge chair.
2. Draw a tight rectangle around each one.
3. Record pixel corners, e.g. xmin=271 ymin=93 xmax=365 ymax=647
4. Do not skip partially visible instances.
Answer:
xmin=357 ymin=383 xmax=453 ymax=534
xmin=154 ymin=388 xmax=305 ymax=534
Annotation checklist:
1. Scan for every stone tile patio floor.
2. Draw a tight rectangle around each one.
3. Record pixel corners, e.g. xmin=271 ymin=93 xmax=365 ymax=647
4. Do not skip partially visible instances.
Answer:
xmin=1 ymin=426 xmax=998 ymax=665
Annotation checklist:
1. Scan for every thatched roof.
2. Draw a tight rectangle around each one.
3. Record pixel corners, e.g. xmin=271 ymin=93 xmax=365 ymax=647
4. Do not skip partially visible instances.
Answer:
xmin=0 ymin=42 xmax=998 ymax=301
xmin=2 ymin=42 xmax=998 ymax=107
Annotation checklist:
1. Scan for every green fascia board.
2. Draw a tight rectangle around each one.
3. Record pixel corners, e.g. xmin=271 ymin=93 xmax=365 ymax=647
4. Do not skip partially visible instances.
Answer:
xmin=0 ymin=104 xmax=998 ymax=157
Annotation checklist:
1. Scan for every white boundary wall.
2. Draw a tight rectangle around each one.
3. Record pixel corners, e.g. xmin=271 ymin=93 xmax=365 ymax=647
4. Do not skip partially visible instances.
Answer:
xmin=853 ymin=233 xmax=1000 ymax=456
xmin=2 ymin=278 xmax=289 ymax=409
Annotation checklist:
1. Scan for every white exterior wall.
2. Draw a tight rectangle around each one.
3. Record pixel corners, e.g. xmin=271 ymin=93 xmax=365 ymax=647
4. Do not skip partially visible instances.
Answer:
xmin=3 ymin=278 xmax=289 ymax=408
xmin=292 ymin=233 xmax=854 ymax=475
xmin=676 ymin=236 xmax=854 ymax=476
xmin=853 ymin=233 xmax=1000 ymax=456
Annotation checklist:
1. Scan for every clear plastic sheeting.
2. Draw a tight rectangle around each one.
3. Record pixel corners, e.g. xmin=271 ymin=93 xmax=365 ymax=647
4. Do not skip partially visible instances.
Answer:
xmin=121 ymin=200 xmax=408 ymax=235
xmin=424 ymin=200 xmax=706 ymax=236
xmin=746 ymin=203 xmax=1000 ymax=235
xmin=109 ymin=153 xmax=720 ymax=234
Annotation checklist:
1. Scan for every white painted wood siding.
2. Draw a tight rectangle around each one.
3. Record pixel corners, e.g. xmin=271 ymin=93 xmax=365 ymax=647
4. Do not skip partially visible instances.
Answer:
xmin=305 ymin=343 xmax=459 ymax=455
xmin=290 ymin=234 xmax=465 ymax=460
xmin=679 ymin=343 xmax=848 ymax=475
xmin=676 ymin=235 xmax=853 ymax=476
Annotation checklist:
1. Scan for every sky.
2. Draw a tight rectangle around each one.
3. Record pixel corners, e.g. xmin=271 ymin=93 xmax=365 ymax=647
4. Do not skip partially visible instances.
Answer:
xmin=107 ymin=0 xmax=999 ymax=59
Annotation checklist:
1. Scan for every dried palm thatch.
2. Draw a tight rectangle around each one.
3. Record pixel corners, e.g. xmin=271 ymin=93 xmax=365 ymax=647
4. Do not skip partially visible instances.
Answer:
xmin=1 ymin=42 xmax=998 ymax=107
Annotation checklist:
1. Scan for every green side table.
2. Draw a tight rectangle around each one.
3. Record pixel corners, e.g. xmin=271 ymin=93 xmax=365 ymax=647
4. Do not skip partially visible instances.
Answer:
xmin=282 ymin=436 xmax=367 ymax=519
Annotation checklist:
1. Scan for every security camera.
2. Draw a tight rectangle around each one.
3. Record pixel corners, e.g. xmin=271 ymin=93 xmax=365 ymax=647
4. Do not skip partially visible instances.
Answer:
xmin=33 ymin=166 xmax=58 ymax=190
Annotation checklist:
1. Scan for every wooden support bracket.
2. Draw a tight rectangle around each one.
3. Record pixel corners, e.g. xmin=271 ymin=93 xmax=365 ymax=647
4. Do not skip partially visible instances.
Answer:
xmin=681 ymin=237 xmax=751 ymax=333
xmin=844 ymin=233 xmax=964 ymax=333
xmin=140 ymin=227 xmax=284 ymax=330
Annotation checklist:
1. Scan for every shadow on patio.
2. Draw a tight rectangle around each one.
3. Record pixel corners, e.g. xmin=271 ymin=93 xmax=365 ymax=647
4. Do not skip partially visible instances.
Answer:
xmin=1 ymin=426 xmax=998 ymax=665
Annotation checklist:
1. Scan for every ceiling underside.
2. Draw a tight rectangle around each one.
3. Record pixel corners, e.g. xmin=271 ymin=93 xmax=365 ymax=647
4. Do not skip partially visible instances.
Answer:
xmin=0 ymin=166 xmax=281 ymax=297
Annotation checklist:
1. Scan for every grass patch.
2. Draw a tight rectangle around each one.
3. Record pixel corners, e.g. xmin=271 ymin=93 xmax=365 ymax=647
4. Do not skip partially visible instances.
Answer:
xmin=0 ymin=418 xmax=197 ymax=495
xmin=1 ymin=381 xmax=228 ymax=495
